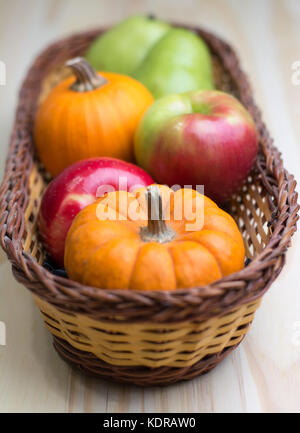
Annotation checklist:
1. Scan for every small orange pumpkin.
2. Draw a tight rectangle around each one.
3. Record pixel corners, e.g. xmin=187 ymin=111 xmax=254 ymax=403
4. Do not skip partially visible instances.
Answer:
xmin=34 ymin=57 xmax=154 ymax=176
xmin=64 ymin=185 xmax=245 ymax=291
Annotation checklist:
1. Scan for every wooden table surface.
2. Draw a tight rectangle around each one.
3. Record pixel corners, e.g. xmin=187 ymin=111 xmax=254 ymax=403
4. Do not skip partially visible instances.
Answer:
xmin=0 ymin=0 xmax=300 ymax=413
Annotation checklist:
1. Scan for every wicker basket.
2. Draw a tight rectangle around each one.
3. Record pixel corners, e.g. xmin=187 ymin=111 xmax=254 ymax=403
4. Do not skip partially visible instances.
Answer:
xmin=0 ymin=25 xmax=299 ymax=386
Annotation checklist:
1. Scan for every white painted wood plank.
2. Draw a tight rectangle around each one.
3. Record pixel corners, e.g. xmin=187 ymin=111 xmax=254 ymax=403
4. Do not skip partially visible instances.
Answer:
xmin=0 ymin=0 xmax=299 ymax=413
xmin=0 ymin=262 xmax=71 ymax=412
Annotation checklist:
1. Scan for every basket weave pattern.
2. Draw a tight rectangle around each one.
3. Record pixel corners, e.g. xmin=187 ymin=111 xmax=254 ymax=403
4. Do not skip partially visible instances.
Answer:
xmin=0 ymin=26 xmax=298 ymax=386
xmin=34 ymin=295 xmax=261 ymax=368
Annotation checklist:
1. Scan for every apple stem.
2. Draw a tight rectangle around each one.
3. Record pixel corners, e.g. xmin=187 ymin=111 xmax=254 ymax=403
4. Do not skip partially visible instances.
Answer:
xmin=66 ymin=57 xmax=107 ymax=92
xmin=140 ymin=185 xmax=176 ymax=243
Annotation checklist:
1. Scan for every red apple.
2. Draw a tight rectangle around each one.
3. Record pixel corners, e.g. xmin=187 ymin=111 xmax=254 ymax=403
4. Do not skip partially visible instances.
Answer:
xmin=39 ymin=157 xmax=153 ymax=266
xmin=134 ymin=90 xmax=258 ymax=203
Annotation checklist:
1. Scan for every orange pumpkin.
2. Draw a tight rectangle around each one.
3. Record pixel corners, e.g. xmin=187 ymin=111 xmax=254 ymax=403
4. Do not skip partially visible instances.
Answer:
xmin=34 ymin=57 xmax=154 ymax=176
xmin=64 ymin=185 xmax=245 ymax=291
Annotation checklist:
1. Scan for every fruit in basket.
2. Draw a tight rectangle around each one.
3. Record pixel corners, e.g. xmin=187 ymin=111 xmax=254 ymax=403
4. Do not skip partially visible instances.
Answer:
xmin=135 ymin=90 xmax=258 ymax=203
xmin=86 ymin=15 xmax=214 ymax=98
xmin=39 ymin=157 xmax=154 ymax=267
xmin=64 ymin=184 xmax=245 ymax=290
xmin=34 ymin=57 xmax=154 ymax=177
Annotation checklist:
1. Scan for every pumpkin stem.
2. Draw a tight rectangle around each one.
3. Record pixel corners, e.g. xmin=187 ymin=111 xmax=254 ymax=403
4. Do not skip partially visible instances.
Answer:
xmin=140 ymin=185 xmax=176 ymax=243
xmin=66 ymin=57 xmax=107 ymax=92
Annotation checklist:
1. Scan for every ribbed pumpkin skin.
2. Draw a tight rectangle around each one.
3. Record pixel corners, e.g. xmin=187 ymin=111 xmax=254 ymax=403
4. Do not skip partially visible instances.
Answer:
xmin=34 ymin=72 xmax=154 ymax=177
xmin=64 ymin=186 xmax=245 ymax=291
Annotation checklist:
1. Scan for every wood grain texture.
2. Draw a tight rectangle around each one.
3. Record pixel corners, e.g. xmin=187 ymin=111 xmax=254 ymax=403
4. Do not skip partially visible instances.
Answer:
xmin=0 ymin=0 xmax=300 ymax=413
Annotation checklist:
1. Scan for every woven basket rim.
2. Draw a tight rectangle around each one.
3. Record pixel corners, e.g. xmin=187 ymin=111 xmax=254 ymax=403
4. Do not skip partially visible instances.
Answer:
xmin=0 ymin=24 xmax=299 ymax=323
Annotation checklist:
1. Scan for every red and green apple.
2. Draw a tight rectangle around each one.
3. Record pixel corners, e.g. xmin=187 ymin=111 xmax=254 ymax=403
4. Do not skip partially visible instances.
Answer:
xmin=134 ymin=90 xmax=258 ymax=203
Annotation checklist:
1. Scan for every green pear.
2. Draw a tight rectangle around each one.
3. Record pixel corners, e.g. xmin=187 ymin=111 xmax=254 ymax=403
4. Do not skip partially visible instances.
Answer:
xmin=85 ymin=15 xmax=170 ymax=75
xmin=133 ymin=28 xmax=214 ymax=98
xmin=86 ymin=15 xmax=214 ymax=98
